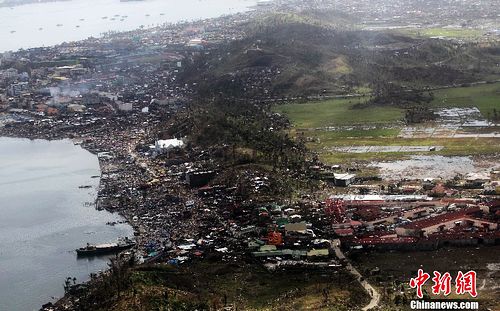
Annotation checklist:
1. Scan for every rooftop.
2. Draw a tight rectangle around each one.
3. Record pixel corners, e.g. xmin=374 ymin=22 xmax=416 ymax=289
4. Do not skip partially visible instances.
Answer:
xmin=401 ymin=207 xmax=482 ymax=230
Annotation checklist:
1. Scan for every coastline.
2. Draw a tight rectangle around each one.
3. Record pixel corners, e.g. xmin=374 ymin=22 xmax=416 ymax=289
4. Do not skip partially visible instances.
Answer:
xmin=0 ymin=131 xmax=143 ymax=308
xmin=0 ymin=132 xmax=139 ymax=227
xmin=0 ymin=0 xmax=261 ymax=53
xmin=0 ymin=134 xmax=135 ymax=310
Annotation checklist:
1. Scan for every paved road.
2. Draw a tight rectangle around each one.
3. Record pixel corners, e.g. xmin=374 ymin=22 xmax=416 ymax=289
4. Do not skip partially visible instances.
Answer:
xmin=332 ymin=240 xmax=380 ymax=310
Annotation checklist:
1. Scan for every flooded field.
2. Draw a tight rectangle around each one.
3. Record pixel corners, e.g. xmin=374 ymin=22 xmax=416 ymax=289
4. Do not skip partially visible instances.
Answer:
xmin=329 ymin=145 xmax=444 ymax=153
xmin=399 ymin=107 xmax=499 ymax=139
xmin=371 ymin=155 xmax=497 ymax=180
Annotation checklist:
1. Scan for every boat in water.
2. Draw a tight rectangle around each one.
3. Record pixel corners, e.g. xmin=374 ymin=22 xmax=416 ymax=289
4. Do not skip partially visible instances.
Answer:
xmin=76 ymin=237 xmax=135 ymax=256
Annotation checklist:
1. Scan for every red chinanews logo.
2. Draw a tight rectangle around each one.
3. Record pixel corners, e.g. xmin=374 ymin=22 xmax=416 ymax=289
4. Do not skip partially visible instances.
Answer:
xmin=409 ymin=269 xmax=477 ymax=298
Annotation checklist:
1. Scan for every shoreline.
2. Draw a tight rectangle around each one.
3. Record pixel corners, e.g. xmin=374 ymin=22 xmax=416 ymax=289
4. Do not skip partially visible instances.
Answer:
xmin=0 ymin=130 xmax=149 ymax=308
xmin=0 ymin=133 xmax=138 ymax=238
xmin=0 ymin=0 xmax=260 ymax=53
xmin=0 ymin=134 xmax=136 ymax=311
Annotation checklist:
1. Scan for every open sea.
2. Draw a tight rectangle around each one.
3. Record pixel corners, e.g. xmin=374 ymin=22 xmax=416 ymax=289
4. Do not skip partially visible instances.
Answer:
xmin=0 ymin=0 xmax=259 ymax=52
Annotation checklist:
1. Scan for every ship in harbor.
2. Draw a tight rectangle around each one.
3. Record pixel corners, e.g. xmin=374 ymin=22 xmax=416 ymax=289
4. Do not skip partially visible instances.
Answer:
xmin=76 ymin=237 xmax=135 ymax=256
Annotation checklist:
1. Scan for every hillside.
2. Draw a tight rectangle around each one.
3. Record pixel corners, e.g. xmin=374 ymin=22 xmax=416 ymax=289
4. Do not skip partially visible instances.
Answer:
xmin=182 ymin=11 xmax=500 ymax=99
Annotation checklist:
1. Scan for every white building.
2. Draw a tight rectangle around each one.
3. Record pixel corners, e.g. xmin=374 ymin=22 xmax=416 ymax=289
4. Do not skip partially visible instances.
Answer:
xmin=117 ymin=102 xmax=133 ymax=112
xmin=154 ymin=138 xmax=184 ymax=154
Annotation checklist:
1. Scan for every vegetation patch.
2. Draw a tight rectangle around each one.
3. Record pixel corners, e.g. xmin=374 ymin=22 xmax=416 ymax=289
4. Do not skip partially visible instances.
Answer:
xmin=396 ymin=27 xmax=485 ymax=39
xmin=93 ymin=260 xmax=370 ymax=311
xmin=273 ymin=98 xmax=404 ymax=128
xmin=429 ymin=82 xmax=500 ymax=120
xmin=276 ymin=82 xmax=500 ymax=164
xmin=301 ymin=131 xmax=499 ymax=164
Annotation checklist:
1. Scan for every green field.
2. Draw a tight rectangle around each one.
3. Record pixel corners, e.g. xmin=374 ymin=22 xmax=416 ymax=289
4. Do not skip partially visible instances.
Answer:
xmin=430 ymin=82 xmax=500 ymax=117
xmin=273 ymin=97 xmax=404 ymax=128
xmin=274 ymin=82 xmax=500 ymax=129
xmin=315 ymin=136 xmax=500 ymax=164
xmin=275 ymin=82 xmax=500 ymax=164
xmin=396 ymin=27 xmax=485 ymax=39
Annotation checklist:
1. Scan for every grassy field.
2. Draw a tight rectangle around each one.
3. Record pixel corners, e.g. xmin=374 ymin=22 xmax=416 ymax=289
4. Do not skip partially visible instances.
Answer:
xmin=274 ymin=82 xmax=500 ymax=129
xmin=395 ymin=27 xmax=485 ymax=39
xmin=315 ymin=136 xmax=500 ymax=164
xmin=275 ymin=82 xmax=500 ymax=164
xmin=430 ymin=82 xmax=500 ymax=117
xmin=273 ymin=97 xmax=404 ymax=128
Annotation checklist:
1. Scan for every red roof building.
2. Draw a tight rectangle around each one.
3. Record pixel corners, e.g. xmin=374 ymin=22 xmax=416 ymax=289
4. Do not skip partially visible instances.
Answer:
xmin=396 ymin=207 xmax=497 ymax=237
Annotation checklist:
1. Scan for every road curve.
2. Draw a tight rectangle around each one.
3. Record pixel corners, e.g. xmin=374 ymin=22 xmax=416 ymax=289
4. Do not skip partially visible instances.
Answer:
xmin=332 ymin=240 xmax=380 ymax=310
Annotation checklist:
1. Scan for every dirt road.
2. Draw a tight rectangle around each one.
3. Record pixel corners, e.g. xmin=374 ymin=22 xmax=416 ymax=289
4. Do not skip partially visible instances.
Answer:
xmin=332 ymin=240 xmax=380 ymax=310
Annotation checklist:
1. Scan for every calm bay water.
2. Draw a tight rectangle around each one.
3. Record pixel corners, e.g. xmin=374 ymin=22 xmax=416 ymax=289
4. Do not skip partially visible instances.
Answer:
xmin=0 ymin=137 xmax=133 ymax=311
xmin=0 ymin=0 xmax=258 ymax=52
